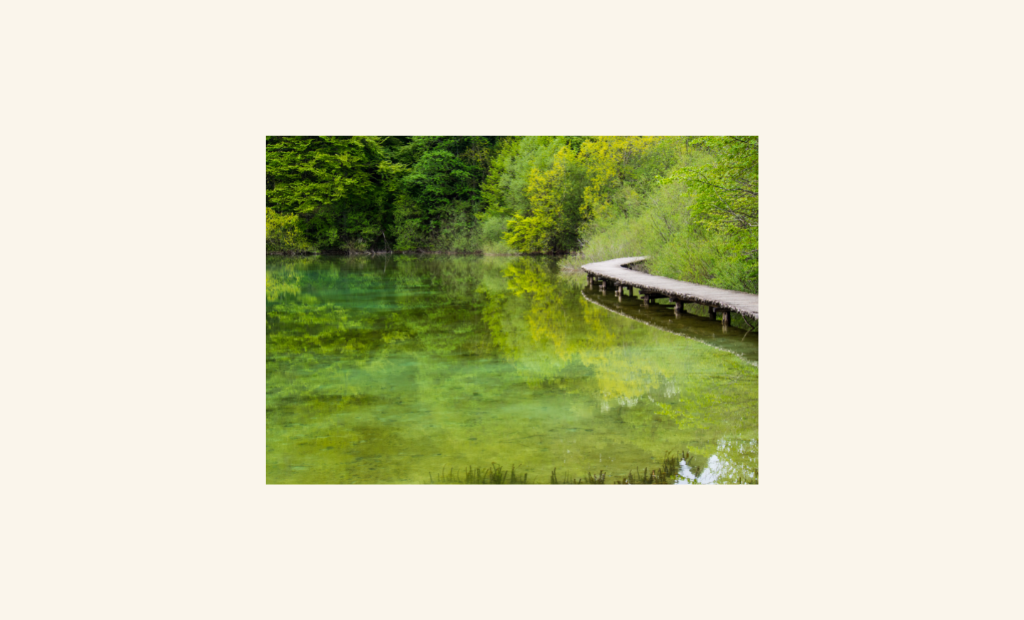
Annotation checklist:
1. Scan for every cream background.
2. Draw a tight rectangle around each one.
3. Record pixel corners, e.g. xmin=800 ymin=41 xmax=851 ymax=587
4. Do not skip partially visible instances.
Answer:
xmin=3 ymin=1 xmax=1021 ymax=618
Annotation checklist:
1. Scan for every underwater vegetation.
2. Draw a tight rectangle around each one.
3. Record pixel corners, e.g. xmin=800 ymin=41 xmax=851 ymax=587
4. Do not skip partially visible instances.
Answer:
xmin=427 ymin=451 xmax=757 ymax=485
xmin=429 ymin=463 xmax=531 ymax=484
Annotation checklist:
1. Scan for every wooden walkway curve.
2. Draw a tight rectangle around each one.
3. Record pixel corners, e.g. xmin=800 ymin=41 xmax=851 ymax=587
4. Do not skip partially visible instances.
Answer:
xmin=581 ymin=257 xmax=758 ymax=324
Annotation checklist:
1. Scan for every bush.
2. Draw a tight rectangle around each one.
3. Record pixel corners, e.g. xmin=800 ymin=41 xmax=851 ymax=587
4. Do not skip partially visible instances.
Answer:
xmin=266 ymin=208 xmax=316 ymax=254
xmin=433 ymin=210 xmax=481 ymax=253
xmin=478 ymin=215 xmax=518 ymax=255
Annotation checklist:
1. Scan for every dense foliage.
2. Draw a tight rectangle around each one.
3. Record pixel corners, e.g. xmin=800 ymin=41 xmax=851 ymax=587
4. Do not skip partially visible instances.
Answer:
xmin=267 ymin=135 xmax=759 ymax=293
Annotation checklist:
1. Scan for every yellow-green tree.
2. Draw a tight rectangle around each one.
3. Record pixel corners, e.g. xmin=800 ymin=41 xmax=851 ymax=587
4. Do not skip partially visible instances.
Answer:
xmin=577 ymin=136 xmax=670 ymax=222
xmin=504 ymin=145 xmax=590 ymax=253
xmin=266 ymin=207 xmax=313 ymax=254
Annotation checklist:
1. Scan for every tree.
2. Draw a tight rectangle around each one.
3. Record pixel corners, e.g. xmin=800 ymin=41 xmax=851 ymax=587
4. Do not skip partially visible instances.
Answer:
xmin=504 ymin=145 xmax=590 ymax=253
xmin=667 ymin=136 xmax=758 ymax=288
xmin=266 ymin=207 xmax=312 ymax=254
xmin=266 ymin=136 xmax=395 ymax=250
xmin=390 ymin=136 xmax=498 ymax=250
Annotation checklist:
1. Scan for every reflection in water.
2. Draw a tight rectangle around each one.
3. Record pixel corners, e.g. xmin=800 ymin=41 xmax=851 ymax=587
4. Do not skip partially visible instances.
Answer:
xmin=581 ymin=287 xmax=758 ymax=365
xmin=266 ymin=256 xmax=758 ymax=483
xmin=676 ymin=439 xmax=758 ymax=484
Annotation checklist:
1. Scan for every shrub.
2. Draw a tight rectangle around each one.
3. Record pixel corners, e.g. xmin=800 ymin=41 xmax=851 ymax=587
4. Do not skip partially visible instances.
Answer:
xmin=266 ymin=208 xmax=315 ymax=254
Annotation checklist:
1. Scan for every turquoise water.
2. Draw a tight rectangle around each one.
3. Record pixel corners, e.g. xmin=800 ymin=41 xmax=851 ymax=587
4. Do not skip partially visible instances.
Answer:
xmin=266 ymin=255 xmax=758 ymax=484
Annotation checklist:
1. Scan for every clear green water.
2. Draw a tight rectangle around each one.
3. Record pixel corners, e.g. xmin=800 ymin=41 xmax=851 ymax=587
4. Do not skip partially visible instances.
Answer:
xmin=266 ymin=255 xmax=758 ymax=484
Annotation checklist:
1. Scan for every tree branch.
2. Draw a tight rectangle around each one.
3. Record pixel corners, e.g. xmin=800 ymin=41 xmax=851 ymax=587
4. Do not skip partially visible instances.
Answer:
xmin=693 ymin=175 xmax=758 ymax=197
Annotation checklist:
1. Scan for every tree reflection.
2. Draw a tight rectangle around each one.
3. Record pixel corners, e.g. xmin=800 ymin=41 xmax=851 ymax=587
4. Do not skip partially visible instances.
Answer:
xmin=266 ymin=255 xmax=758 ymax=483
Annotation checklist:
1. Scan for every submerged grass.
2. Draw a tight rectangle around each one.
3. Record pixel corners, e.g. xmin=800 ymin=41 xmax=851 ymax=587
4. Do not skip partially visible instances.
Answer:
xmin=429 ymin=463 xmax=530 ymax=484
xmin=549 ymin=468 xmax=607 ymax=484
xmin=613 ymin=451 xmax=696 ymax=485
xmin=426 ymin=451 xmax=742 ymax=485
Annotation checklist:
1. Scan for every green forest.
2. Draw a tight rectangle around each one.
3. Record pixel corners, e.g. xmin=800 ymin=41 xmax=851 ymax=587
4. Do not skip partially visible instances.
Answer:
xmin=266 ymin=136 xmax=758 ymax=293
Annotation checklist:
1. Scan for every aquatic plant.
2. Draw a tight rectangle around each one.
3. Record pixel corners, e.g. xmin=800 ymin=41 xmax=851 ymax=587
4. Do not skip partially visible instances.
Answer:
xmin=429 ymin=463 xmax=529 ymax=484
xmin=424 ymin=450 xmax=751 ymax=485
xmin=549 ymin=468 xmax=607 ymax=484
xmin=612 ymin=451 xmax=693 ymax=484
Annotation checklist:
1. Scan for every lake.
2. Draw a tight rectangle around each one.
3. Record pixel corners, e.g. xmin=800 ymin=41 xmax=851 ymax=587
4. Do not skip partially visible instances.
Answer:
xmin=266 ymin=255 xmax=758 ymax=484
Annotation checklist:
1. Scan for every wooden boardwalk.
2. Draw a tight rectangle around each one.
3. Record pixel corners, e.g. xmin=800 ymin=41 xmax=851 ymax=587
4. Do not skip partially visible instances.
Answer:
xmin=581 ymin=257 xmax=758 ymax=324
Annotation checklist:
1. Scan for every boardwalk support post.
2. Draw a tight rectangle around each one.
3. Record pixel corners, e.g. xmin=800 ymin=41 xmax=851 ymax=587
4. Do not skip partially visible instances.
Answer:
xmin=721 ymin=310 xmax=730 ymax=327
